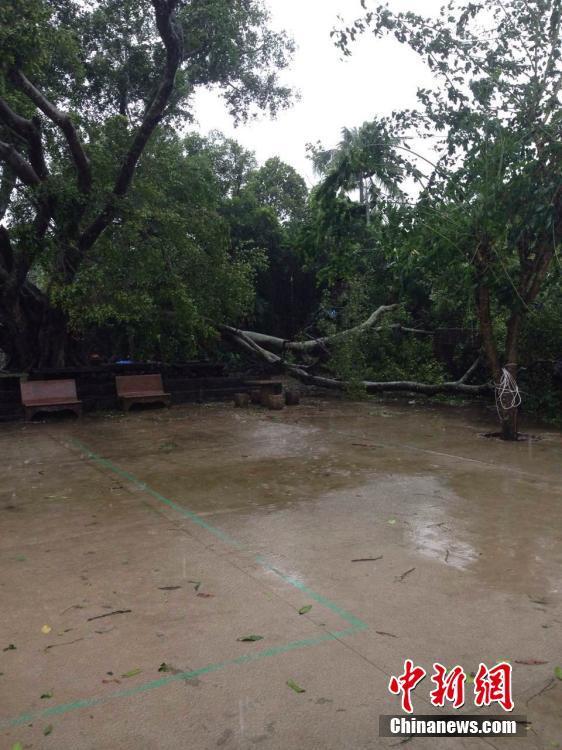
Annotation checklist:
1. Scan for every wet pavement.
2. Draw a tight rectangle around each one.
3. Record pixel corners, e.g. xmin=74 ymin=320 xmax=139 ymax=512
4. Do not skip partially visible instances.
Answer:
xmin=0 ymin=397 xmax=561 ymax=749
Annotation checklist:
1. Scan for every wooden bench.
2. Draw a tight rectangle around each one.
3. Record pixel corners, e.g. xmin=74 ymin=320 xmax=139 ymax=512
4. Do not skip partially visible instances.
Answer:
xmin=20 ymin=379 xmax=82 ymax=421
xmin=115 ymin=374 xmax=171 ymax=412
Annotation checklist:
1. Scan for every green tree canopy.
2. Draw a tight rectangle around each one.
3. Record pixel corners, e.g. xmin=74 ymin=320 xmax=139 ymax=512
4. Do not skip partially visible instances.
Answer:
xmin=0 ymin=0 xmax=294 ymax=367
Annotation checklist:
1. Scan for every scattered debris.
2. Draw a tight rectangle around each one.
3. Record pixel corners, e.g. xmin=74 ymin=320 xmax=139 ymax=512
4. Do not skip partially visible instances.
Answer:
xmin=352 ymin=556 xmax=383 ymax=563
xmin=158 ymin=663 xmax=172 ymax=672
xmin=60 ymin=604 xmax=85 ymax=615
xmin=526 ymin=679 xmax=556 ymax=706
xmin=515 ymin=659 xmax=548 ymax=665
xmin=444 ymin=549 xmax=450 ymax=563
xmin=376 ymin=631 xmax=398 ymax=638
xmin=11 ymin=742 xmax=23 ymax=750
xmin=197 ymin=592 xmax=214 ymax=598
xmin=188 ymin=581 xmax=202 ymax=592
xmin=121 ymin=668 xmax=142 ymax=678
xmin=87 ymin=609 xmax=132 ymax=621
xmin=555 ymin=666 xmax=562 ymax=681
xmin=102 ymin=678 xmax=121 ymax=684
xmin=387 ymin=519 xmax=397 ymax=525
xmin=159 ymin=441 xmax=179 ymax=452
xmin=40 ymin=692 xmax=53 ymax=699
xmin=298 ymin=605 xmax=312 ymax=615
xmin=45 ymin=637 xmax=84 ymax=652
xmin=287 ymin=679 xmax=305 ymax=694
xmin=43 ymin=724 xmax=53 ymax=736
xmin=395 ymin=568 xmax=416 ymax=583
xmin=237 ymin=635 xmax=264 ymax=642
xmin=3 ymin=644 xmax=16 ymax=651
xmin=41 ymin=625 xmax=52 ymax=634
xmin=158 ymin=586 xmax=181 ymax=591
xmin=351 ymin=443 xmax=378 ymax=448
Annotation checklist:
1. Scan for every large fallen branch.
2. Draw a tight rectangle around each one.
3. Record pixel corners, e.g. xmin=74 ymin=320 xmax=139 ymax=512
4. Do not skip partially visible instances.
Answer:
xmin=220 ymin=324 xmax=491 ymax=396
xmin=235 ymin=304 xmax=435 ymax=355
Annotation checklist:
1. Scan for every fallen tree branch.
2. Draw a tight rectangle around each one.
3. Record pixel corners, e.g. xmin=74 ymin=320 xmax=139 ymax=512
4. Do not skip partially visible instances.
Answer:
xmin=238 ymin=304 xmax=403 ymax=354
xmin=220 ymin=325 xmax=492 ymax=396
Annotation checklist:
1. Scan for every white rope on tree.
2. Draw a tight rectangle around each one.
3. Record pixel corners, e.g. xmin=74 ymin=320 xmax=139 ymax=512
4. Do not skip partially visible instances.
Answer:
xmin=495 ymin=366 xmax=522 ymax=418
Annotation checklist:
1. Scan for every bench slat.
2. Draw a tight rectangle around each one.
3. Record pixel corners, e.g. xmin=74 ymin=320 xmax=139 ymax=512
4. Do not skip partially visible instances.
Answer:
xmin=115 ymin=374 xmax=167 ymax=397
xmin=20 ymin=379 xmax=78 ymax=405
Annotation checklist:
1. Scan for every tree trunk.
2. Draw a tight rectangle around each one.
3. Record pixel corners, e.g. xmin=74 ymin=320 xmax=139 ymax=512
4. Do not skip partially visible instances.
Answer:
xmin=500 ymin=405 xmax=518 ymax=441
xmin=475 ymin=259 xmax=520 ymax=441
xmin=0 ymin=282 xmax=77 ymax=370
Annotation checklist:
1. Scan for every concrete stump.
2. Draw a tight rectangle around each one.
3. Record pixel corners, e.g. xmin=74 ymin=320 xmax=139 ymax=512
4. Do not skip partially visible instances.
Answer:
xmin=284 ymin=389 xmax=300 ymax=406
xmin=234 ymin=393 xmax=250 ymax=408
xmin=266 ymin=394 xmax=285 ymax=410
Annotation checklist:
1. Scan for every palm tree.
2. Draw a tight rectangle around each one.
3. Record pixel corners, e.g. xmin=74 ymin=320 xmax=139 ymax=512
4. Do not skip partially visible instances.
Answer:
xmin=310 ymin=119 xmax=403 ymax=224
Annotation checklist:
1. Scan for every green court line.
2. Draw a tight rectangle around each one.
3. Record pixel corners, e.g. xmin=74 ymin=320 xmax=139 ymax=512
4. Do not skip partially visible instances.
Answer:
xmin=0 ymin=627 xmax=364 ymax=730
xmin=0 ymin=438 xmax=367 ymax=730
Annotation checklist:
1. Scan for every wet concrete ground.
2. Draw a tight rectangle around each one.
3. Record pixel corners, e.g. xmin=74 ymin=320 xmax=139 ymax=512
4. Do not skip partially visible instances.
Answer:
xmin=0 ymin=397 xmax=561 ymax=749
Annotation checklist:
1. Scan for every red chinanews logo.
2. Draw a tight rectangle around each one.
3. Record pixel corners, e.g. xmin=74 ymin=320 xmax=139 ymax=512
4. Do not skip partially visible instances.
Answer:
xmin=389 ymin=660 xmax=514 ymax=714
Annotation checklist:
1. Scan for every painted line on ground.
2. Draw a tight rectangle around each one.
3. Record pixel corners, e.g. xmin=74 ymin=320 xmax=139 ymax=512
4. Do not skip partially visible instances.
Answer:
xmin=0 ymin=437 xmax=367 ymax=730
xmin=0 ymin=627 xmax=362 ymax=730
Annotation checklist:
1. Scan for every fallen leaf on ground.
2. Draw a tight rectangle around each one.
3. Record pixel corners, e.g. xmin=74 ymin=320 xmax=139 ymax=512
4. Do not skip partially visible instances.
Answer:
xmin=376 ymin=631 xmax=397 ymax=638
xmin=554 ymin=666 xmax=562 ymax=681
xmin=121 ymin=668 xmax=142 ymax=678
xmin=387 ymin=519 xmax=397 ymax=525
xmin=158 ymin=663 xmax=171 ymax=672
xmin=188 ymin=580 xmax=202 ymax=592
xmin=43 ymin=724 xmax=53 ymax=736
xmin=3 ymin=644 xmax=16 ymax=651
xmin=11 ymin=743 xmax=23 ymax=750
xmin=41 ymin=625 xmax=52 ymax=634
xmin=237 ymin=635 xmax=264 ymax=642
xmin=298 ymin=605 xmax=312 ymax=615
xmin=515 ymin=659 xmax=548 ymax=665
xmin=287 ymin=679 xmax=305 ymax=693
xmin=159 ymin=442 xmax=178 ymax=452
xmin=87 ymin=609 xmax=132 ymax=621
xmin=197 ymin=592 xmax=214 ymax=598
xmin=352 ymin=556 xmax=383 ymax=562
xmin=40 ymin=692 xmax=53 ymax=699
xmin=158 ymin=586 xmax=181 ymax=591
xmin=395 ymin=567 xmax=416 ymax=583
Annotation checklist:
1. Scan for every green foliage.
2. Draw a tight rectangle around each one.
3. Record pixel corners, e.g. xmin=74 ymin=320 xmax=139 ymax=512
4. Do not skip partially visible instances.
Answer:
xmin=247 ymin=157 xmax=308 ymax=223
xmin=56 ymin=132 xmax=259 ymax=360
xmin=0 ymin=0 xmax=296 ymax=367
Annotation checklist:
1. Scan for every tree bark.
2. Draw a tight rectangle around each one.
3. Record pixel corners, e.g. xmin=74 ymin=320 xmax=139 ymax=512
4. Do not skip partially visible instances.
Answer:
xmin=0 ymin=282 xmax=77 ymax=370
xmin=474 ymin=241 xmax=521 ymax=440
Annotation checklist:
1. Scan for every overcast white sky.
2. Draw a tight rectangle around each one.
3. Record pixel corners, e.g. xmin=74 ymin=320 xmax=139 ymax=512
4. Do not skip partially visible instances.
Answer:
xmin=193 ymin=0 xmax=444 ymax=185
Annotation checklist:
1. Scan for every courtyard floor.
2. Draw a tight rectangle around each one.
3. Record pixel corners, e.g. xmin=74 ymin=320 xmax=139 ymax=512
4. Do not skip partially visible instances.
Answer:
xmin=1 ymin=397 xmax=561 ymax=749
